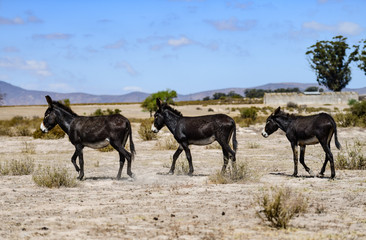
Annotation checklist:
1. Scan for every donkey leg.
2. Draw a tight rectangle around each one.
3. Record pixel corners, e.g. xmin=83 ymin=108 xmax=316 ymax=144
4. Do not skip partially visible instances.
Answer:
xmin=218 ymin=141 xmax=236 ymax=173
xmin=320 ymin=142 xmax=335 ymax=179
xmin=71 ymin=149 xmax=80 ymax=172
xmin=76 ymin=145 xmax=85 ymax=180
xmin=111 ymin=141 xmax=133 ymax=178
xmin=116 ymin=152 xmax=125 ymax=180
xmin=299 ymin=145 xmax=314 ymax=176
xmin=291 ymin=143 xmax=299 ymax=177
xmin=221 ymin=149 xmax=229 ymax=174
xmin=169 ymin=146 xmax=183 ymax=174
xmin=318 ymin=154 xmax=328 ymax=177
xmin=182 ymin=143 xmax=194 ymax=176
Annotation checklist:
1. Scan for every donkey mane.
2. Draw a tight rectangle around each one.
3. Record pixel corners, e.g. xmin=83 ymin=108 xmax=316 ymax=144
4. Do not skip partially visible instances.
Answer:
xmin=162 ymin=103 xmax=183 ymax=117
xmin=52 ymin=101 xmax=78 ymax=116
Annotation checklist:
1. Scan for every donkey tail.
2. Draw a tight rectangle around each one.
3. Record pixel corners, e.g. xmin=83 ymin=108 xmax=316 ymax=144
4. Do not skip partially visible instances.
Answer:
xmin=129 ymin=123 xmax=136 ymax=160
xmin=232 ymin=121 xmax=238 ymax=153
xmin=331 ymin=115 xmax=341 ymax=150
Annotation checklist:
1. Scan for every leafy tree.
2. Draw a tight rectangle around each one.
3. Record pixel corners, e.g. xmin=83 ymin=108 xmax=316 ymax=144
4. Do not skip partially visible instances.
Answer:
xmin=212 ymin=92 xmax=226 ymax=100
xmin=306 ymin=35 xmax=359 ymax=92
xmin=358 ymin=39 xmax=366 ymax=75
xmin=245 ymin=89 xmax=268 ymax=98
xmin=304 ymin=86 xmax=319 ymax=92
xmin=227 ymin=91 xmax=243 ymax=98
xmin=202 ymin=96 xmax=210 ymax=101
xmin=141 ymin=89 xmax=177 ymax=117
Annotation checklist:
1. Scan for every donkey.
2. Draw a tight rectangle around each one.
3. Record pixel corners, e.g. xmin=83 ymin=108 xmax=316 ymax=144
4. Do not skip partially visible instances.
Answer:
xmin=261 ymin=107 xmax=341 ymax=179
xmin=40 ymin=95 xmax=135 ymax=180
xmin=151 ymin=98 xmax=237 ymax=176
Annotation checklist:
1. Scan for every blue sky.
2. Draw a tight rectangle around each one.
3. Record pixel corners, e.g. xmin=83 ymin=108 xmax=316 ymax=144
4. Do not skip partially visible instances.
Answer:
xmin=0 ymin=0 xmax=365 ymax=95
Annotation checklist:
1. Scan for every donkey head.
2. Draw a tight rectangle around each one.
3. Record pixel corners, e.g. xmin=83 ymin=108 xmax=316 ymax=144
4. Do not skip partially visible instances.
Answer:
xmin=40 ymin=95 xmax=58 ymax=133
xmin=151 ymin=98 xmax=165 ymax=133
xmin=262 ymin=106 xmax=281 ymax=138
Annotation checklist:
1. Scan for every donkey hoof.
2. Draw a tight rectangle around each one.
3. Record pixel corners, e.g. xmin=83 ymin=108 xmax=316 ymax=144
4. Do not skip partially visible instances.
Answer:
xmin=188 ymin=172 xmax=193 ymax=176
xmin=308 ymin=170 xmax=315 ymax=177
xmin=168 ymin=171 xmax=174 ymax=175
xmin=317 ymin=172 xmax=324 ymax=178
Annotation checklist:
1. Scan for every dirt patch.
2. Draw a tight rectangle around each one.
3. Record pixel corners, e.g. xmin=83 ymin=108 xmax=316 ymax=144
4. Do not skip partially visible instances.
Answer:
xmin=0 ymin=109 xmax=366 ymax=239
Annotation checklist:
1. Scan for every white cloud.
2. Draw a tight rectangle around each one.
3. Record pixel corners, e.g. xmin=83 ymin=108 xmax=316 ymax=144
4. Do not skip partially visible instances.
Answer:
xmin=115 ymin=61 xmax=138 ymax=76
xmin=206 ymin=18 xmax=257 ymax=31
xmin=123 ymin=86 xmax=143 ymax=92
xmin=302 ymin=21 xmax=363 ymax=36
xmin=0 ymin=57 xmax=51 ymax=77
xmin=104 ymin=39 xmax=126 ymax=49
xmin=33 ymin=33 xmax=73 ymax=40
xmin=0 ymin=17 xmax=24 ymax=25
xmin=168 ymin=37 xmax=193 ymax=47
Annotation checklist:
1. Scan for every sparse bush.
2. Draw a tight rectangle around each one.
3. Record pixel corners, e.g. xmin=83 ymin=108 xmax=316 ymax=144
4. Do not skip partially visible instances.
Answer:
xmin=138 ymin=118 xmax=157 ymax=141
xmin=32 ymin=165 xmax=77 ymax=188
xmin=257 ymin=186 xmax=308 ymax=229
xmin=0 ymin=116 xmax=41 ymax=137
xmin=174 ymin=159 xmax=190 ymax=175
xmin=209 ymin=161 xmax=251 ymax=184
xmin=92 ymin=108 xmax=121 ymax=116
xmin=286 ymin=102 xmax=298 ymax=109
xmin=22 ymin=141 xmax=36 ymax=154
xmin=334 ymin=112 xmax=359 ymax=127
xmin=0 ymin=157 xmax=35 ymax=176
xmin=208 ymin=108 xmax=214 ymax=112
xmin=98 ymin=144 xmax=114 ymax=152
xmin=336 ymin=140 xmax=366 ymax=170
xmin=33 ymin=125 xmax=66 ymax=139
xmin=156 ymin=135 xmax=179 ymax=150
xmin=239 ymin=107 xmax=257 ymax=120
xmin=247 ymin=142 xmax=260 ymax=149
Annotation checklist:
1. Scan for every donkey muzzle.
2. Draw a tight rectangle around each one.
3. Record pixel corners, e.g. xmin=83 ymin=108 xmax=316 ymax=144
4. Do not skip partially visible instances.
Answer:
xmin=40 ymin=122 xmax=48 ymax=133
xmin=261 ymin=130 xmax=268 ymax=138
xmin=151 ymin=124 xmax=159 ymax=133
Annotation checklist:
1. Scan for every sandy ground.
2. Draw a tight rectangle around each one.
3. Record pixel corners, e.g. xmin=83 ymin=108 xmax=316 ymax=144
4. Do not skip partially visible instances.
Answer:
xmin=0 ymin=104 xmax=366 ymax=239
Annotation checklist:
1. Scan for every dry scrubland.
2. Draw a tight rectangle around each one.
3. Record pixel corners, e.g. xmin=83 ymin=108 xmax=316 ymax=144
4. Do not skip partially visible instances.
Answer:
xmin=0 ymin=103 xmax=366 ymax=239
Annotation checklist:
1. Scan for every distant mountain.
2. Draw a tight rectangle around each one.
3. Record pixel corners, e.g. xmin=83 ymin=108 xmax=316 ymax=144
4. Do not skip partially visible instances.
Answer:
xmin=0 ymin=80 xmax=365 ymax=106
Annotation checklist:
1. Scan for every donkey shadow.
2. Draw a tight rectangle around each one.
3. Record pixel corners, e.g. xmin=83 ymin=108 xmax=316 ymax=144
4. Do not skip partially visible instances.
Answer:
xmin=269 ymin=172 xmax=333 ymax=180
xmin=156 ymin=172 xmax=209 ymax=177
xmin=84 ymin=176 xmax=134 ymax=181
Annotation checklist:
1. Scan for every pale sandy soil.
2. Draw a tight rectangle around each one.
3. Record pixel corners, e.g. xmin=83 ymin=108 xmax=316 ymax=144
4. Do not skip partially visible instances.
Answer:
xmin=0 ymin=104 xmax=366 ymax=239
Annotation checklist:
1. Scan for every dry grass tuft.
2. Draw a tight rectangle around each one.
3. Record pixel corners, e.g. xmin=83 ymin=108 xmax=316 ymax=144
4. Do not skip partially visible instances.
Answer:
xmin=336 ymin=140 xmax=366 ymax=170
xmin=156 ymin=135 xmax=179 ymax=150
xmin=0 ymin=157 xmax=35 ymax=176
xmin=256 ymin=186 xmax=308 ymax=229
xmin=32 ymin=165 xmax=77 ymax=188
xmin=209 ymin=161 xmax=252 ymax=184
xmin=138 ymin=118 xmax=157 ymax=141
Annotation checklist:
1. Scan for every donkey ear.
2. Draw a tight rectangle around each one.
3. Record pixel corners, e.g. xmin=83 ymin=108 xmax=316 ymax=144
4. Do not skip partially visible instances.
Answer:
xmin=156 ymin=98 xmax=163 ymax=108
xmin=274 ymin=106 xmax=281 ymax=115
xmin=45 ymin=95 xmax=53 ymax=106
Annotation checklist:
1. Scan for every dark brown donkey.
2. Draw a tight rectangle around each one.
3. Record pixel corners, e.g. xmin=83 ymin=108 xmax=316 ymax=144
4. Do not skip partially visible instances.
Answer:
xmin=152 ymin=98 xmax=237 ymax=176
xmin=261 ymin=107 xmax=341 ymax=179
xmin=40 ymin=95 xmax=135 ymax=180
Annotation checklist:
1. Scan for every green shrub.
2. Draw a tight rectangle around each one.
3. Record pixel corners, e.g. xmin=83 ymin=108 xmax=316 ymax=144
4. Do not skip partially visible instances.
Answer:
xmin=32 ymin=165 xmax=77 ymax=188
xmin=0 ymin=157 xmax=35 ymax=176
xmin=350 ymin=100 xmax=366 ymax=117
xmin=239 ymin=107 xmax=257 ymax=120
xmin=336 ymin=140 xmax=366 ymax=170
xmin=138 ymin=118 xmax=157 ymax=141
xmin=257 ymin=186 xmax=308 ymax=229
xmin=334 ymin=113 xmax=360 ymax=127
